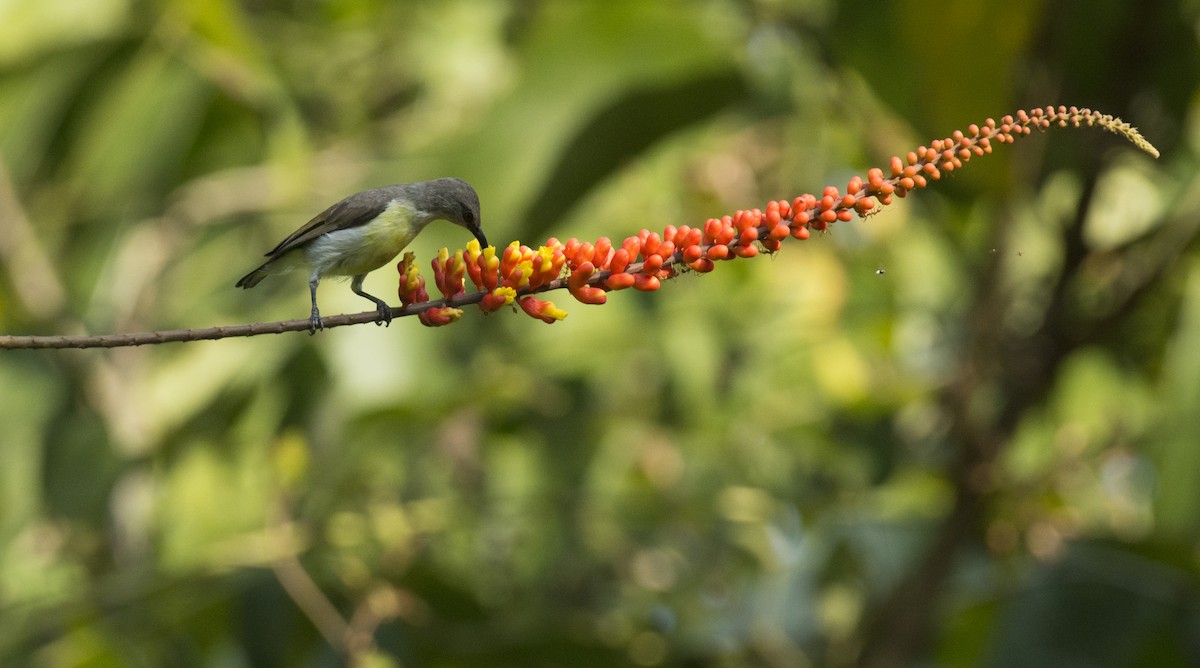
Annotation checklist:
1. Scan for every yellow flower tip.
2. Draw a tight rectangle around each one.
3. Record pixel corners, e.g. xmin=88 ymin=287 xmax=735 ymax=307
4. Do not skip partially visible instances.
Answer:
xmin=419 ymin=306 xmax=463 ymax=327
xmin=518 ymin=296 xmax=568 ymax=323
xmin=465 ymin=239 xmax=481 ymax=253
xmin=492 ymin=286 xmax=517 ymax=306
xmin=515 ymin=261 xmax=534 ymax=288
xmin=437 ymin=247 xmax=450 ymax=262
xmin=400 ymin=252 xmax=422 ymax=289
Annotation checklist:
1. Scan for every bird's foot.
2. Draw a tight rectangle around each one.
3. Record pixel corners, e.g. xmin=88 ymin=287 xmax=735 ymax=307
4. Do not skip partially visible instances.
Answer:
xmin=309 ymin=310 xmax=324 ymax=335
xmin=374 ymin=302 xmax=393 ymax=327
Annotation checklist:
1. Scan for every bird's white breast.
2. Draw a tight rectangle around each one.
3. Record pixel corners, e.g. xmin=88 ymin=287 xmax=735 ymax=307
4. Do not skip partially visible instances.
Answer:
xmin=305 ymin=200 xmax=425 ymax=277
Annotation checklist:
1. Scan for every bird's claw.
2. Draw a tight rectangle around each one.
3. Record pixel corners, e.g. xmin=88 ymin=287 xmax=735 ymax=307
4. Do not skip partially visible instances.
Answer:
xmin=375 ymin=304 xmax=393 ymax=327
xmin=309 ymin=311 xmax=324 ymax=335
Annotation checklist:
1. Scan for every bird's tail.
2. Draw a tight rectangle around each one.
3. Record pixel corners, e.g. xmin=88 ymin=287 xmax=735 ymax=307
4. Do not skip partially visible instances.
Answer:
xmin=235 ymin=263 xmax=272 ymax=289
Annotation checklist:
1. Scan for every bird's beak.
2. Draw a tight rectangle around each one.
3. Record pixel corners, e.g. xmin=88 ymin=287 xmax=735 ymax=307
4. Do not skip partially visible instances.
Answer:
xmin=471 ymin=226 xmax=489 ymax=249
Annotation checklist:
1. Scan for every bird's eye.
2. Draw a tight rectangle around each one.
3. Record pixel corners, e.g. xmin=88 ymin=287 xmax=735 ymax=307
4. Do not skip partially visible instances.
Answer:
xmin=463 ymin=210 xmax=475 ymax=224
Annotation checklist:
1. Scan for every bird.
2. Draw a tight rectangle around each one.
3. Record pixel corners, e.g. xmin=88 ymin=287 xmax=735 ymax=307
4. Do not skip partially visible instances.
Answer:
xmin=236 ymin=177 xmax=487 ymax=333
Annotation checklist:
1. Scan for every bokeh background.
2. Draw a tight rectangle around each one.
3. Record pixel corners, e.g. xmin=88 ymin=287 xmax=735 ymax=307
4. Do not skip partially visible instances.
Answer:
xmin=2 ymin=1 xmax=1198 ymax=666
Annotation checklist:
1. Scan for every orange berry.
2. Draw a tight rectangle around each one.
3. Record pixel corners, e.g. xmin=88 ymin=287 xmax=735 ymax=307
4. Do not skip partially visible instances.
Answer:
xmin=689 ymin=258 xmax=715 ymax=273
xmin=706 ymin=244 xmax=730 ymax=261
xmin=734 ymin=244 xmax=758 ymax=258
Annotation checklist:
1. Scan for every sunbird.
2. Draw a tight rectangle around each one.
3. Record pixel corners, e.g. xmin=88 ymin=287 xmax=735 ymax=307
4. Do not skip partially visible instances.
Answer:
xmin=236 ymin=178 xmax=487 ymax=333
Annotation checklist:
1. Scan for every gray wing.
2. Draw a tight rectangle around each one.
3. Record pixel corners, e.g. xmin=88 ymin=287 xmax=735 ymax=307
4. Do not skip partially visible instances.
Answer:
xmin=261 ymin=187 xmax=399 ymax=260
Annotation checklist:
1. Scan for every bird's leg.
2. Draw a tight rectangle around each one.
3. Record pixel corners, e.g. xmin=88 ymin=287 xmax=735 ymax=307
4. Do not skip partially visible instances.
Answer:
xmin=351 ymin=274 xmax=393 ymax=326
xmin=308 ymin=275 xmax=323 ymax=335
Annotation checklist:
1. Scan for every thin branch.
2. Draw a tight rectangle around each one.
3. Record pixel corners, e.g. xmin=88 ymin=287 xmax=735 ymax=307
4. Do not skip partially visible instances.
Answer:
xmin=0 ymin=273 xmax=571 ymax=349
xmin=0 ymin=105 xmax=1158 ymax=351
xmin=271 ymin=554 xmax=352 ymax=653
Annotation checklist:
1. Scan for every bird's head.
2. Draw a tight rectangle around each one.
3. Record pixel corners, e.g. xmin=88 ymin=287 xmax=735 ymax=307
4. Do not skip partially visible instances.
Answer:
xmin=423 ymin=177 xmax=488 ymax=249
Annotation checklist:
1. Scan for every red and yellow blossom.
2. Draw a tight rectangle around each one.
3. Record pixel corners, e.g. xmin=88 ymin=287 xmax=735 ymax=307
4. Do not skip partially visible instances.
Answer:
xmin=395 ymin=106 xmax=1157 ymax=328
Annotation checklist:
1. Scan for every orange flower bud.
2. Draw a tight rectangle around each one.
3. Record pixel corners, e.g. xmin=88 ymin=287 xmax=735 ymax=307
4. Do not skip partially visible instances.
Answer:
xmin=643 ymin=232 xmax=662 ymax=257
xmin=571 ymin=285 xmax=607 ymax=304
xmin=419 ymin=307 xmax=463 ymax=327
xmin=518 ymin=296 xmax=567 ymax=323
xmin=604 ymin=272 xmax=636 ymax=290
xmin=574 ymin=241 xmax=595 ymax=266
xmin=622 ymin=236 xmax=642 ymax=260
xmin=480 ymin=287 xmax=515 ymax=313
xmin=716 ymin=224 xmax=737 ymax=245
xmin=688 ymin=258 xmax=715 ymax=273
xmin=633 ymin=274 xmax=660 ymax=291
xmin=734 ymin=244 xmax=758 ymax=258
xmin=610 ymin=248 xmax=630 ymax=274
xmin=706 ymin=244 xmax=730 ymax=261
xmin=568 ymin=261 xmax=595 ymax=291
xmin=703 ymin=218 xmax=722 ymax=243
xmin=593 ymin=237 xmax=613 ymax=268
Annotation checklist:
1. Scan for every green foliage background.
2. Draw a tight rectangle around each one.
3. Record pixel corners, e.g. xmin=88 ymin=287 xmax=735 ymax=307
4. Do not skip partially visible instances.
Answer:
xmin=2 ymin=1 xmax=1198 ymax=666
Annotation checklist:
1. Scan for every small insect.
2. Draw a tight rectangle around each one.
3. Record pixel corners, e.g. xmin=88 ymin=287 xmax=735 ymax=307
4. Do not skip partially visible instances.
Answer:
xmin=875 ymin=268 xmax=886 ymax=275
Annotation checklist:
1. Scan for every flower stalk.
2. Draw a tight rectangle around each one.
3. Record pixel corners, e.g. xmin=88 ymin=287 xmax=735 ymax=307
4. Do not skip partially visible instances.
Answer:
xmin=400 ymin=105 xmax=1160 ymax=327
